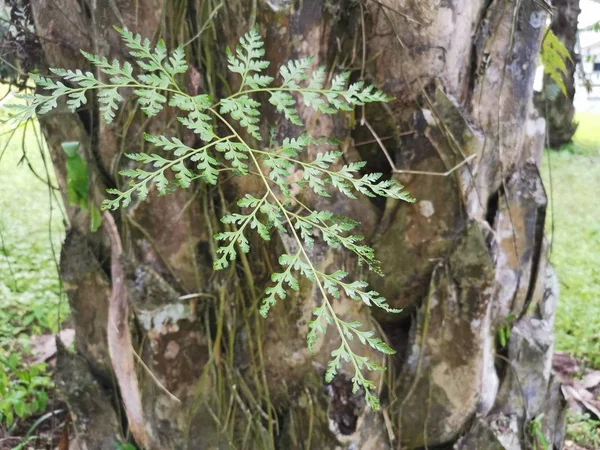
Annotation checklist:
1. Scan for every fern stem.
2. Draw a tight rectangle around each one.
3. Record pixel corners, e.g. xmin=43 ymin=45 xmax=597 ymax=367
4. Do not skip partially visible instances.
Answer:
xmin=213 ymin=86 xmax=345 ymax=109
xmin=250 ymin=147 xmax=360 ymax=187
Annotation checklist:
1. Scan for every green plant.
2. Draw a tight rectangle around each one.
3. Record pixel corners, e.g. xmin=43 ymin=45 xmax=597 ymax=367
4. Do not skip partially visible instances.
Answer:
xmin=567 ymin=412 xmax=600 ymax=449
xmin=114 ymin=441 xmax=137 ymax=450
xmin=62 ymin=140 xmax=102 ymax=231
xmin=539 ymin=28 xmax=572 ymax=96
xmin=6 ymin=27 xmax=415 ymax=410
xmin=528 ymin=414 xmax=549 ymax=450
xmin=497 ymin=313 xmax=516 ymax=349
xmin=0 ymin=353 xmax=52 ymax=429
xmin=0 ymin=116 xmax=66 ymax=432
xmin=542 ymin=116 xmax=600 ymax=369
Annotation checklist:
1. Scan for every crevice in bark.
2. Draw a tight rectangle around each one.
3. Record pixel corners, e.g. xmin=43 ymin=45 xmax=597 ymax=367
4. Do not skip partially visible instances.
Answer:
xmin=381 ymin=314 xmax=413 ymax=370
xmin=467 ymin=0 xmax=496 ymax=108
xmin=327 ymin=375 xmax=363 ymax=436
xmin=352 ymin=105 xmax=400 ymax=214
xmin=485 ymin=187 xmax=501 ymax=227
xmin=468 ymin=0 xmax=495 ymax=100
xmin=520 ymin=169 xmax=548 ymax=318
xmin=76 ymin=0 xmax=92 ymax=20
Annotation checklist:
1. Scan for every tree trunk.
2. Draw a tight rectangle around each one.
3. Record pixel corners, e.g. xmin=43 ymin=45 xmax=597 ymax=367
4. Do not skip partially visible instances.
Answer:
xmin=537 ymin=0 xmax=581 ymax=149
xmin=16 ymin=0 xmax=566 ymax=448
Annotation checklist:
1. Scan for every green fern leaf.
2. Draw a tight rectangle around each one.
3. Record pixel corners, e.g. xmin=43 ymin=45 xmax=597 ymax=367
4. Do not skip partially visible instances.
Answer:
xmin=540 ymin=29 xmax=573 ymax=95
xmin=269 ymin=91 xmax=302 ymax=126
xmin=226 ymin=28 xmax=270 ymax=88
xmin=280 ymin=58 xmax=313 ymax=88
xmin=133 ymin=88 xmax=167 ymax=117
xmin=164 ymin=46 xmax=188 ymax=75
xmin=220 ymin=96 xmax=261 ymax=140
xmin=215 ymin=140 xmax=249 ymax=174
xmin=98 ymin=88 xmax=122 ymax=123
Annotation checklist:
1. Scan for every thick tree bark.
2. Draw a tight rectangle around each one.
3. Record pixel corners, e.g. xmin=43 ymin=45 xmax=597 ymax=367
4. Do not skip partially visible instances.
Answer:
xmin=537 ymin=0 xmax=581 ymax=149
xmin=17 ymin=0 xmax=565 ymax=448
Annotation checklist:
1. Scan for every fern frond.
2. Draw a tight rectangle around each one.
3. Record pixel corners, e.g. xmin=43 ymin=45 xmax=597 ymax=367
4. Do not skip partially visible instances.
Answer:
xmin=319 ymin=270 xmax=401 ymax=313
xmin=215 ymin=140 xmax=249 ymax=174
xmin=102 ymin=135 xmax=229 ymax=210
xmin=164 ymin=46 xmax=188 ymax=76
xmin=220 ymin=95 xmax=262 ymax=140
xmin=280 ymin=58 xmax=313 ymax=88
xmin=213 ymin=193 xmax=269 ymax=269
xmin=540 ymin=28 xmax=572 ymax=96
xmin=260 ymin=251 xmax=305 ymax=317
xmin=11 ymin=26 xmax=416 ymax=411
xmin=226 ymin=27 xmax=270 ymax=90
xmin=79 ymin=52 xmax=136 ymax=84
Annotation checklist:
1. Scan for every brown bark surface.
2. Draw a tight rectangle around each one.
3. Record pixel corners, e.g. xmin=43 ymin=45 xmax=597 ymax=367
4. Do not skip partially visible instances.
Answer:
xmin=13 ymin=0 xmax=566 ymax=448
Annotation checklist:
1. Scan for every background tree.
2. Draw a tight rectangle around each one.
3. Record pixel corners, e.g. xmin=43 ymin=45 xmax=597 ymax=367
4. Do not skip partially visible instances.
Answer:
xmin=3 ymin=0 xmax=567 ymax=448
xmin=536 ymin=0 xmax=582 ymax=149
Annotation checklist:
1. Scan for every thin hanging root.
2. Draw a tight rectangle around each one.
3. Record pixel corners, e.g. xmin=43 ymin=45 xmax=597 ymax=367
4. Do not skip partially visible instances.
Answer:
xmin=393 ymin=154 xmax=477 ymax=177
xmin=354 ymin=135 xmax=393 ymax=147
xmin=361 ymin=115 xmax=397 ymax=171
xmin=132 ymin=349 xmax=182 ymax=403
xmin=366 ymin=0 xmax=424 ymax=26
xmin=422 ymin=372 xmax=433 ymax=450
xmin=382 ymin=407 xmax=396 ymax=443
xmin=360 ymin=105 xmax=477 ymax=178
xmin=178 ymin=292 xmax=216 ymax=300
xmin=182 ymin=1 xmax=224 ymax=48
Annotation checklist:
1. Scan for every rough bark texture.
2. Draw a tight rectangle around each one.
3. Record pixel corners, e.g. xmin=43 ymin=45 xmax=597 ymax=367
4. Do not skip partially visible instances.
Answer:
xmin=18 ymin=0 xmax=566 ymax=448
xmin=536 ymin=0 xmax=581 ymax=149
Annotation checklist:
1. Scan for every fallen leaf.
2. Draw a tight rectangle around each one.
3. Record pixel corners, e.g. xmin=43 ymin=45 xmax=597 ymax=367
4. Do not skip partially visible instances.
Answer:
xmin=578 ymin=370 xmax=600 ymax=391
xmin=562 ymin=385 xmax=600 ymax=419
xmin=30 ymin=329 xmax=75 ymax=364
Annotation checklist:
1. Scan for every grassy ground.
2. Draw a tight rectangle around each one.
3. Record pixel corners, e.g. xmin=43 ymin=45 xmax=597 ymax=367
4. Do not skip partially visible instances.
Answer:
xmin=0 ymin=104 xmax=67 ymax=441
xmin=0 ymin=121 xmax=67 ymax=336
xmin=541 ymin=113 xmax=600 ymax=369
xmin=541 ymin=112 xmax=600 ymax=450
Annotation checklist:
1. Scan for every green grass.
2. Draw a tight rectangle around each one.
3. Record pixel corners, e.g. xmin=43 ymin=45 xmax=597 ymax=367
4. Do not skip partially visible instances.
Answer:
xmin=542 ymin=112 xmax=600 ymax=369
xmin=0 ymin=101 xmax=68 ymax=431
xmin=0 ymin=120 xmax=67 ymax=339
xmin=567 ymin=412 xmax=600 ymax=449
xmin=572 ymin=112 xmax=600 ymax=156
xmin=544 ymin=112 xmax=600 ymax=450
